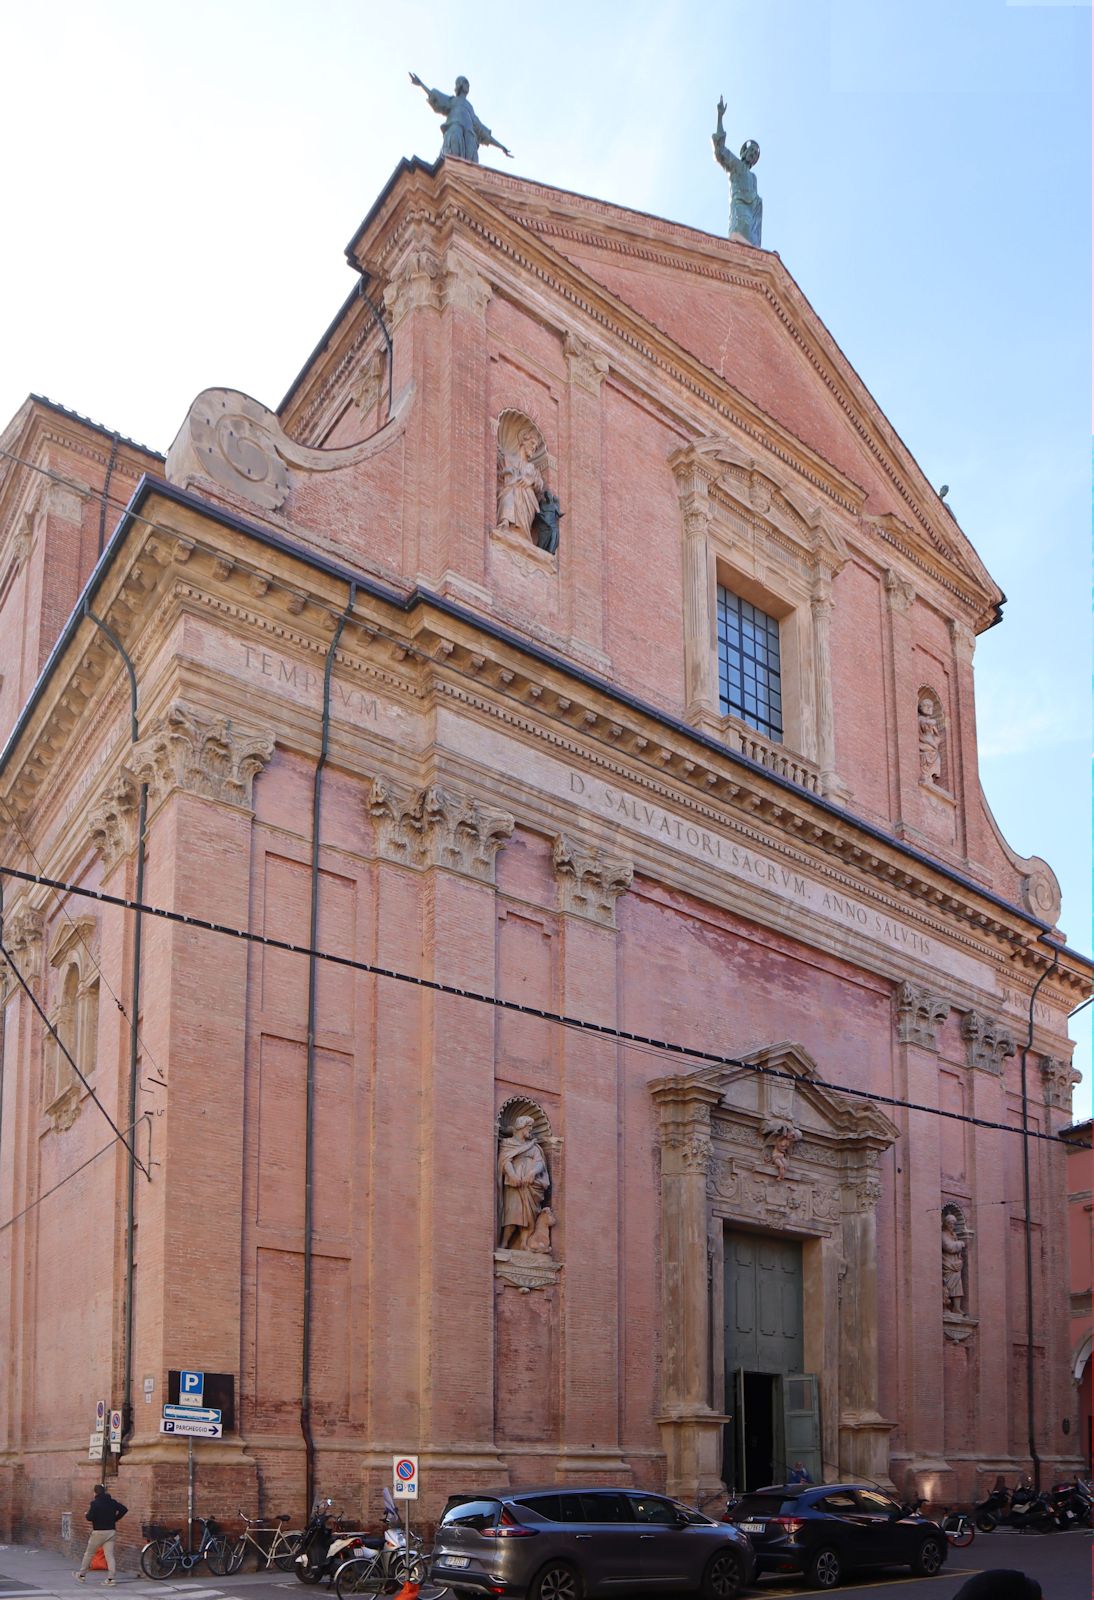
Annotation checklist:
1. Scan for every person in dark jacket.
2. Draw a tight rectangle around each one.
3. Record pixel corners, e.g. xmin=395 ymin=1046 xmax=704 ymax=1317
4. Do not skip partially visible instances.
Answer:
xmin=75 ymin=1484 xmax=127 ymax=1583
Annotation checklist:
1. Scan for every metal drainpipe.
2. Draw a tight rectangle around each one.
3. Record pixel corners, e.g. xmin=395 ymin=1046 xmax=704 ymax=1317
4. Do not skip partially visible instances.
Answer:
xmin=1021 ymin=941 xmax=1059 ymax=1491
xmin=301 ymin=583 xmax=357 ymax=1511
xmin=83 ymin=602 xmax=146 ymax=1446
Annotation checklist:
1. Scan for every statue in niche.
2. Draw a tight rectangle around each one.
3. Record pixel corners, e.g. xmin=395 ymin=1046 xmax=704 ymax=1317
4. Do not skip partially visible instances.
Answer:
xmin=408 ymin=72 xmax=512 ymax=164
xmin=497 ymin=1114 xmax=551 ymax=1252
xmin=712 ymin=96 xmax=762 ymax=247
xmin=941 ymin=1211 xmax=967 ymax=1312
xmin=763 ymin=1119 xmax=802 ymax=1180
xmin=918 ymin=693 xmax=944 ymax=786
xmin=497 ymin=413 xmax=562 ymax=554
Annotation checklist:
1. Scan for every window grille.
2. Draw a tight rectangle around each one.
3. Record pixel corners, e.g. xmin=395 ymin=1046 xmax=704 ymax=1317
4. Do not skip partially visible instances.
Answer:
xmin=717 ymin=586 xmax=783 ymax=741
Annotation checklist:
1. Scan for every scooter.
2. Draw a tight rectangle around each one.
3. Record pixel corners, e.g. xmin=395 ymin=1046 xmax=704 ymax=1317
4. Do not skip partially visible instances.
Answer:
xmin=974 ymin=1481 xmax=1011 ymax=1532
xmin=1048 ymin=1480 xmax=1092 ymax=1530
xmin=295 ymin=1499 xmax=374 ymax=1585
xmin=1008 ymin=1484 xmax=1056 ymax=1534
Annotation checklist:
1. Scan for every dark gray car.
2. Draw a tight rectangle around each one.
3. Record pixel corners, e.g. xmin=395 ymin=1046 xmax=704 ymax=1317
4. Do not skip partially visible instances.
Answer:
xmin=430 ymin=1488 xmax=754 ymax=1600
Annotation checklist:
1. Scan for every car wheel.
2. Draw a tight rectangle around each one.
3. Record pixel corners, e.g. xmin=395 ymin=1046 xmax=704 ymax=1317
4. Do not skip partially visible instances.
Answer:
xmin=530 ymin=1563 xmax=581 ymax=1600
xmin=806 ymin=1546 xmax=842 ymax=1590
xmin=911 ymin=1537 xmax=945 ymax=1577
xmin=701 ymin=1548 xmax=745 ymax=1600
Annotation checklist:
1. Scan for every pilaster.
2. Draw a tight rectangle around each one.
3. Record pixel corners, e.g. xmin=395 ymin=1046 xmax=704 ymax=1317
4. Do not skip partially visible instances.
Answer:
xmin=563 ymin=331 xmax=609 ymax=657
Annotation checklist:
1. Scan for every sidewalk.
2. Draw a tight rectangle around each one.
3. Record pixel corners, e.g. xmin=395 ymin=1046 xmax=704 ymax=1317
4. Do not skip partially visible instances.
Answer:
xmin=0 ymin=1546 xmax=280 ymax=1600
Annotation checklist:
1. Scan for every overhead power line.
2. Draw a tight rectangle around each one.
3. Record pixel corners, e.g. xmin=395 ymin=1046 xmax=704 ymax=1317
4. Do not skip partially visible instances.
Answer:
xmin=0 ymin=861 xmax=1070 ymax=1146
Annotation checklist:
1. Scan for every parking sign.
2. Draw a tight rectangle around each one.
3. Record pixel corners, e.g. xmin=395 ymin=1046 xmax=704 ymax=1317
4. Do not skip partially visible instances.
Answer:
xmin=178 ymin=1371 xmax=204 ymax=1408
xmin=392 ymin=1455 xmax=418 ymax=1499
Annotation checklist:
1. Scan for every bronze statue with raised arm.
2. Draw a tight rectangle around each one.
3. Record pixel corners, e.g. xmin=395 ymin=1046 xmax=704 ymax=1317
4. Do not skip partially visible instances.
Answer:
xmin=409 ymin=72 xmax=513 ymax=163
xmin=712 ymin=95 xmax=762 ymax=247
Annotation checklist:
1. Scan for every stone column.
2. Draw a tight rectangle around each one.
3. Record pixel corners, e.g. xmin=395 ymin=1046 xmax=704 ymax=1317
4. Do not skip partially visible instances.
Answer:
xmin=651 ymin=1076 xmax=727 ymax=1502
xmin=670 ymin=456 xmax=719 ymax=730
xmin=563 ymin=332 xmax=610 ymax=660
xmin=838 ymin=1166 xmax=895 ymax=1482
xmin=116 ymin=703 xmax=272 ymax=1508
xmin=553 ymin=837 xmax=632 ymax=1479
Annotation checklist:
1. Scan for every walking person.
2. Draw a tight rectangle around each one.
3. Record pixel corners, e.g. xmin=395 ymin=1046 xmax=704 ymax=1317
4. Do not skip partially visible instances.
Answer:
xmin=75 ymin=1483 xmax=128 ymax=1584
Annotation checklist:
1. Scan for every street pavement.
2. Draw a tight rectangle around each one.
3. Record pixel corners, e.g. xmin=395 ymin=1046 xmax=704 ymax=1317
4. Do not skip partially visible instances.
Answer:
xmin=0 ymin=1527 xmax=1089 ymax=1600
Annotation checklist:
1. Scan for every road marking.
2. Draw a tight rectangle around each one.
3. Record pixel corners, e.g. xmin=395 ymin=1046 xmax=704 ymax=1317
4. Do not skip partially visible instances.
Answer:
xmin=756 ymin=1576 xmax=976 ymax=1597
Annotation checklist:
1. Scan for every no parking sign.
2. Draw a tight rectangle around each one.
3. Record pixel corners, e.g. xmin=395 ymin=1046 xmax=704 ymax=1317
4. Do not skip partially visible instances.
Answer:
xmin=392 ymin=1454 xmax=418 ymax=1499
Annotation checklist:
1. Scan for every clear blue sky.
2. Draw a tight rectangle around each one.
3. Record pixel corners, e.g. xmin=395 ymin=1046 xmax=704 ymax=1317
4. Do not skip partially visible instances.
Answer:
xmin=1 ymin=0 xmax=1089 ymax=1108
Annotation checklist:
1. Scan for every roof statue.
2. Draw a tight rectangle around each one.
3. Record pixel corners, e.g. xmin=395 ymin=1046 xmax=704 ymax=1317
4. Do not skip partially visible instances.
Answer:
xmin=409 ymin=72 xmax=513 ymax=164
xmin=712 ymin=95 xmax=762 ymax=247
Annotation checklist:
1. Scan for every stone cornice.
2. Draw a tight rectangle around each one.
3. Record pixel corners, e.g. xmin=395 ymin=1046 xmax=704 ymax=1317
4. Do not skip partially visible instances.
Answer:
xmin=0 ymin=488 xmax=1086 ymax=1009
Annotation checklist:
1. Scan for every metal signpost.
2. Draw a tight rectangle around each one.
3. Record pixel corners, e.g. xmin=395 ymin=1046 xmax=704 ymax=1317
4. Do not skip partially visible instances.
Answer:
xmin=160 ymin=1372 xmax=221 ymax=1554
xmin=108 ymin=1410 xmax=123 ymax=1455
xmin=89 ymin=1401 xmax=107 ymax=1464
xmin=392 ymin=1455 xmax=419 ymax=1565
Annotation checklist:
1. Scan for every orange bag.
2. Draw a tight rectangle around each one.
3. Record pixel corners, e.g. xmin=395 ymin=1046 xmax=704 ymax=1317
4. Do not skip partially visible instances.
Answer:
xmin=90 ymin=1546 xmax=108 ymax=1571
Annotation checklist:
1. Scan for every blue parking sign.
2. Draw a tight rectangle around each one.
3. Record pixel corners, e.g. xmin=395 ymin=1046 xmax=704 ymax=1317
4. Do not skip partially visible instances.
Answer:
xmin=179 ymin=1370 xmax=204 ymax=1407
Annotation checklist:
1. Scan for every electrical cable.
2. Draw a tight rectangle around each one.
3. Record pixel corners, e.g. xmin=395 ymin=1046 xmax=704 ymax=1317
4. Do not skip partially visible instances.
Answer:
xmin=0 ymin=859 xmax=1072 ymax=1147
xmin=0 ymin=1114 xmax=153 ymax=1237
xmin=0 ymin=793 xmax=166 ymax=1086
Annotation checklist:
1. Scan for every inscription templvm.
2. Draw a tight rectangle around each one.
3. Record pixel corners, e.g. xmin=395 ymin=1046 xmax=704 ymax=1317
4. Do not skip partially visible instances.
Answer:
xmin=242 ymin=643 xmax=384 ymax=723
xmin=568 ymin=770 xmax=932 ymax=958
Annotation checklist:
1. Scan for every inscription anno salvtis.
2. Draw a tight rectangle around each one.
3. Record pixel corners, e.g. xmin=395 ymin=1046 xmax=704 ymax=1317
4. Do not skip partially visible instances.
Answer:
xmin=241 ymin=644 xmax=392 ymax=724
xmin=569 ymin=772 xmax=932 ymax=958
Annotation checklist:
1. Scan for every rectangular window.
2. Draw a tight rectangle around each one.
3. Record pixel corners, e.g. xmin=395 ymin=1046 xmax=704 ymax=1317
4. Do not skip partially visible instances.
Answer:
xmin=717 ymin=585 xmax=783 ymax=741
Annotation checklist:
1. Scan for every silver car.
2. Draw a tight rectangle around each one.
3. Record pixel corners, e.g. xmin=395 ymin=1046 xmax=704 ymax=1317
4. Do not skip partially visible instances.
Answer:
xmin=430 ymin=1488 xmax=755 ymax=1600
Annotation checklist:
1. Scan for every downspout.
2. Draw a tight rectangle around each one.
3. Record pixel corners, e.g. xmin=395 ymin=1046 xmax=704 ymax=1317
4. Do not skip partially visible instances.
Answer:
xmin=83 ymin=602 xmax=146 ymax=1446
xmin=1021 ymin=939 xmax=1060 ymax=1491
xmin=301 ymin=583 xmax=357 ymax=1510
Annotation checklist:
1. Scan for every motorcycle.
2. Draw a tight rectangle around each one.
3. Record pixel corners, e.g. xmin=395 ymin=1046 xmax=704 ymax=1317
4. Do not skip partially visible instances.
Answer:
xmin=1047 ymin=1480 xmax=1092 ymax=1530
xmin=1008 ymin=1483 xmax=1056 ymax=1534
xmin=974 ymin=1480 xmax=1011 ymax=1532
xmin=295 ymin=1499 xmax=375 ymax=1585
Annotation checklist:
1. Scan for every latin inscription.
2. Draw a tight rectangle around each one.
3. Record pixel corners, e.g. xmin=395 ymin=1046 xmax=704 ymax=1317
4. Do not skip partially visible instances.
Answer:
xmin=241 ymin=644 xmax=390 ymax=724
xmin=569 ymin=771 xmax=932 ymax=958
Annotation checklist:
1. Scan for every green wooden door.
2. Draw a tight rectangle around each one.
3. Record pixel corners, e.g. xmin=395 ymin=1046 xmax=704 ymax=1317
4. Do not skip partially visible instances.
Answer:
xmin=725 ymin=1232 xmax=804 ymax=1373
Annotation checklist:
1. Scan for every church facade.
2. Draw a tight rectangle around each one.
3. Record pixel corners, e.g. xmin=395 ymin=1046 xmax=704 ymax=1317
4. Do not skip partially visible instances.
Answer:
xmin=0 ymin=155 xmax=1088 ymax=1543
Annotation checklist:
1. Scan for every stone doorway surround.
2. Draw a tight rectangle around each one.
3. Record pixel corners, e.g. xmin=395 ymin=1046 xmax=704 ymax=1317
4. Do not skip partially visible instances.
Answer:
xmin=651 ymin=1043 xmax=899 ymax=1502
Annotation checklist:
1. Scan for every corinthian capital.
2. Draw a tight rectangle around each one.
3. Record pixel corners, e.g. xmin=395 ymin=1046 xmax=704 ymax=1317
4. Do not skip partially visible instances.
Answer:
xmin=87 ymin=770 xmax=140 ymax=872
xmin=0 ymin=901 xmax=45 ymax=1001
xmin=369 ymin=775 xmax=514 ymax=882
xmin=564 ymin=330 xmax=609 ymax=394
xmin=959 ymin=1009 xmax=1017 ymax=1074
xmin=1040 ymin=1055 xmax=1080 ymax=1112
xmin=552 ymin=834 xmax=633 ymax=927
xmin=894 ymin=980 xmax=949 ymax=1049
xmin=128 ymin=702 xmax=274 ymax=810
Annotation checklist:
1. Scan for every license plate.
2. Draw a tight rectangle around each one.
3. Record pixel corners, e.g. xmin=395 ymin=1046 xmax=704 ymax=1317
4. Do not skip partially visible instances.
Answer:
xmin=441 ymin=1557 xmax=471 ymax=1568
xmin=739 ymin=1522 xmax=765 ymax=1534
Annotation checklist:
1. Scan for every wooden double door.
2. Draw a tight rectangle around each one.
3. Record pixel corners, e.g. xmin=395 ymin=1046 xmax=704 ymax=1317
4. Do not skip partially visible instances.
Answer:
xmin=723 ymin=1230 xmax=821 ymax=1490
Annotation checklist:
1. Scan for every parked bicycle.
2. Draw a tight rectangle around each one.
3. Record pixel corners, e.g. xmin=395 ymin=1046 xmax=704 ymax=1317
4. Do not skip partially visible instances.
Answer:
xmin=334 ymin=1491 xmax=448 ymax=1600
xmin=940 ymin=1509 xmax=975 ymax=1548
xmin=228 ymin=1509 xmax=303 ymax=1572
xmin=139 ymin=1517 xmax=233 ymax=1579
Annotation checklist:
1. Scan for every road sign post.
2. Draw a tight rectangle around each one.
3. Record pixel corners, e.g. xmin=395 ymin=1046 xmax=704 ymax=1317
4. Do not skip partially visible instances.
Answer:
xmin=108 ymin=1410 xmax=122 ymax=1455
xmin=392 ymin=1456 xmax=418 ymax=1556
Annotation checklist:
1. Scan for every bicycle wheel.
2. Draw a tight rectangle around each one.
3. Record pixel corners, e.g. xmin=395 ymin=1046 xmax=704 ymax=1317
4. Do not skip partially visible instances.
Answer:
xmin=141 ymin=1538 xmax=181 ymax=1579
xmin=224 ymin=1537 xmax=249 ymax=1575
xmin=335 ymin=1556 xmax=390 ymax=1598
xmin=946 ymin=1517 xmax=974 ymax=1548
xmin=205 ymin=1536 xmax=235 ymax=1576
xmin=404 ymin=1553 xmax=450 ymax=1600
xmin=274 ymin=1534 xmax=303 ymax=1572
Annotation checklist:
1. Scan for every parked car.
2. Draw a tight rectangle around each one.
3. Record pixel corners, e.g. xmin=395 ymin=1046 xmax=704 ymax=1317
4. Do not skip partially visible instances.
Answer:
xmin=430 ymin=1488 xmax=755 ymax=1600
xmin=725 ymin=1483 xmax=947 ymax=1589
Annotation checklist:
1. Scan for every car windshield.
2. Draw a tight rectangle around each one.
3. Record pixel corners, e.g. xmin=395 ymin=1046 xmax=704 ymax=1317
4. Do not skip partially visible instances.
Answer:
xmin=732 ymin=1495 xmax=793 ymax=1518
xmin=440 ymin=1500 xmax=501 ymax=1531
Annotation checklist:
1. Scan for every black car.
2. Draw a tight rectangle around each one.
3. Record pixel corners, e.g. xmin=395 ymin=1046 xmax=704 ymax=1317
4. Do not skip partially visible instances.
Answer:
xmin=432 ymin=1488 xmax=755 ymax=1600
xmin=726 ymin=1483 xmax=946 ymax=1589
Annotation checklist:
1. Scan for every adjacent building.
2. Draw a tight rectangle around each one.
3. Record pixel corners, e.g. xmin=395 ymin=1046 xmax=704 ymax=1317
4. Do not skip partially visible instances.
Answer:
xmin=0 ymin=154 xmax=1089 ymax=1542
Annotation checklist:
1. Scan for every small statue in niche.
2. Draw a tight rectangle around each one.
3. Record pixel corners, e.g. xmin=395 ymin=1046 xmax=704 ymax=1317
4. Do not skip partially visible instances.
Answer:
xmin=918 ymin=693 xmax=944 ymax=786
xmin=941 ymin=1212 xmax=967 ymax=1312
xmin=763 ymin=1119 xmax=802 ymax=1180
xmin=498 ymin=1114 xmax=552 ymax=1252
xmin=712 ymin=96 xmax=762 ymax=247
xmin=497 ymin=413 xmax=562 ymax=554
xmin=531 ymin=491 xmax=564 ymax=555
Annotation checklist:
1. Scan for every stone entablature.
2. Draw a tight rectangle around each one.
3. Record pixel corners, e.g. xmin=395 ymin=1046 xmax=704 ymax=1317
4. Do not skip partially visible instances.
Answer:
xmin=368 ymin=774 xmax=514 ymax=882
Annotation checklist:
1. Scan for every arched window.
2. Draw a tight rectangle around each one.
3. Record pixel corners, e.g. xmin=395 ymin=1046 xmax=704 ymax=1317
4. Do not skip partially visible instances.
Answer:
xmin=43 ymin=917 xmax=99 ymax=1126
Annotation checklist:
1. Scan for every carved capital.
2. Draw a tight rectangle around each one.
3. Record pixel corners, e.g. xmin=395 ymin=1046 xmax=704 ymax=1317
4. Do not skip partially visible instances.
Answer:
xmin=651 ymin=1078 xmax=721 ymax=1178
xmin=563 ymin=330 xmax=609 ymax=394
xmin=444 ymin=256 xmax=492 ymax=317
xmin=948 ymin=618 xmax=977 ymax=660
xmin=0 ymin=902 xmax=45 ymax=1001
xmin=383 ymin=241 xmax=444 ymax=326
xmin=959 ymin=1009 xmax=1017 ymax=1073
xmin=894 ymin=980 xmax=949 ymax=1049
xmin=884 ymin=568 xmax=916 ymax=613
xmin=128 ymin=702 xmax=274 ymax=810
xmin=351 ymin=349 xmax=387 ymax=416
xmin=369 ymin=776 xmax=514 ymax=882
xmin=845 ymin=1171 xmax=883 ymax=1213
xmin=552 ymin=834 xmax=633 ymax=927
xmin=87 ymin=770 xmax=140 ymax=872
xmin=1040 ymin=1055 xmax=1080 ymax=1112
